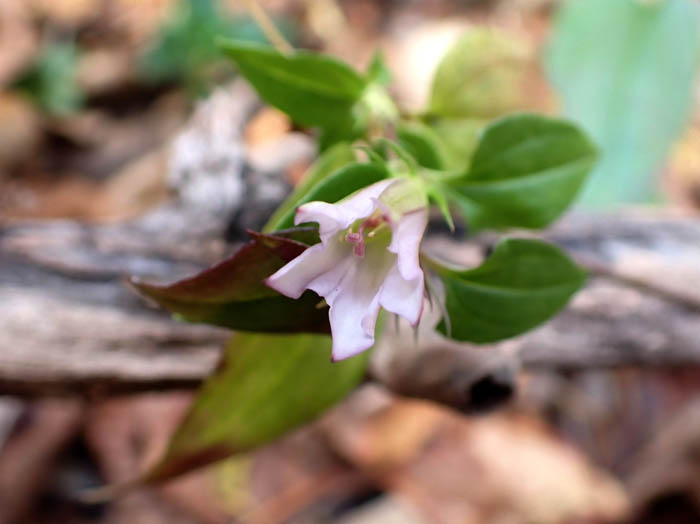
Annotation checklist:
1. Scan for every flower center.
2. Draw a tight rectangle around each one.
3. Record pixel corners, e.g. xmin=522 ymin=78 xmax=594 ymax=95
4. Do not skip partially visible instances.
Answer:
xmin=344 ymin=211 xmax=391 ymax=257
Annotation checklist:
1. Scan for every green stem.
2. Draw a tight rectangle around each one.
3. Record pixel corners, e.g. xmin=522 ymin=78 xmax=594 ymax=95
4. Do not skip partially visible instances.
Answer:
xmin=244 ymin=0 xmax=293 ymax=54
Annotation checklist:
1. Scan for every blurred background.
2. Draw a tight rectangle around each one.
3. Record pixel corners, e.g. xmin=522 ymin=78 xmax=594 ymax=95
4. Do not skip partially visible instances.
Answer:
xmin=2 ymin=0 xmax=700 ymax=522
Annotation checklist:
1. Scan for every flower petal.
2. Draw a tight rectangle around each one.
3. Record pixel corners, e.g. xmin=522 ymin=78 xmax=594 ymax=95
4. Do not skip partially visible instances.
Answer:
xmin=327 ymin=244 xmax=394 ymax=361
xmin=266 ymin=240 xmax=349 ymax=299
xmin=307 ymin=249 xmax=356 ymax=299
xmin=388 ymin=208 xmax=428 ymax=281
xmin=295 ymin=179 xmax=396 ymax=243
xmin=328 ymin=287 xmax=380 ymax=361
xmin=379 ymin=264 xmax=424 ymax=326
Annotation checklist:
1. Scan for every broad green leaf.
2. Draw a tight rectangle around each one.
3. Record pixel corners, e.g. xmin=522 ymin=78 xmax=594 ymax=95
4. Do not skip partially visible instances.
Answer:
xmin=547 ymin=0 xmax=700 ymax=206
xmin=317 ymin=123 xmax=363 ymax=151
xmin=428 ymin=238 xmax=586 ymax=343
xmin=397 ymin=121 xmax=447 ymax=170
xmin=428 ymin=117 xmax=485 ymax=171
xmin=132 ymin=230 xmax=329 ymax=334
xmin=263 ymin=142 xmax=355 ymax=232
xmin=425 ymin=29 xmax=545 ymax=172
xmin=219 ymin=39 xmax=367 ymax=132
xmin=446 ymin=114 xmax=597 ymax=230
xmin=148 ymin=333 xmax=369 ymax=481
xmin=267 ymin=161 xmax=390 ymax=231
xmin=428 ymin=29 xmax=531 ymax=119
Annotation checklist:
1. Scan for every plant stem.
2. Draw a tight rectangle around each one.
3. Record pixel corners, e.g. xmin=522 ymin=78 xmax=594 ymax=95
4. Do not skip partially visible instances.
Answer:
xmin=244 ymin=0 xmax=293 ymax=54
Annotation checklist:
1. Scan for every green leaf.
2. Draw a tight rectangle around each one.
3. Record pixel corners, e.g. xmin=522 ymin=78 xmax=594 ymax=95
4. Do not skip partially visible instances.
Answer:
xmin=266 ymin=161 xmax=390 ymax=231
xmin=429 ymin=238 xmax=586 ymax=343
xmin=397 ymin=121 xmax=447 ymax=170
xmin=219 ymin=39 xmax=367 ymax=132
xmin=14 ymin=42 xmax=83 ymax=115
xmin=427 ymin=117 xmax=485 ymax=171
xmin=426 ymin=184 xmax=455 ymax=231
xmin=546 ymin=0 xmax=700 ymax=206
xmin=446 ymin=114 xmax=597 ymax=230
xmin=424 ymin=29 xmax=536 ymax=172
xmin=139 ymin=0 xmax=297 ymax=96
xmin=428 ymin=29 xmax=531 ymax=119
xmin=367 ymin=50 xmax=392 ymax=85
xmin=263 ymin=142 xmax=355 ymax=232
xmin=148 ymin=332 xmax=369 ymax=481
xmin=131 ymin=230 xmax=329 ymax=334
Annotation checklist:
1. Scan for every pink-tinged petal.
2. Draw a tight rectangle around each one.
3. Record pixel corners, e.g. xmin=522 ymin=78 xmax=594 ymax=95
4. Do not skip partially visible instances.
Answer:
xmin=270 ymin=177 xmax=429 ymax=360
xmin=329 ymin=289 xmax=380 ymax=361
xmin=379 ymin=264 xmax=424 ymax=326
xmin=388 ymin=208 xmax=428 ymax=281
xmin=333 ymin=178 xmax=395 ymax=218
xmin=294 ymin=201 xmax=346 ymax=242
xmin=306 ymin=249 xmax=356 ymax=299
xmin=266 ymin=240 xmax=349 ymax=299
xmin=326 ymin=244 xmax=394 ymax=361
xmin=295 ymin=179 xmax=397 ymax=243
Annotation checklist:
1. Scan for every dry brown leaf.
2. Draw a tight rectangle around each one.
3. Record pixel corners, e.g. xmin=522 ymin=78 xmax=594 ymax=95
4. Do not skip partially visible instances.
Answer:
xmin=0 ymin=399 xmax=83 ymax=524
xmin=0 ymin=93 xmax=42 ymax=171
xmin=77 ymin=48 xmax=135 ymax=95
xmin=627 ymin=397 xmax=700 ymax=514
xmin=28 ymin=0 xmax=99 ymax=25
xmin=325 ymin=387 xmax=630 ymax=524
xmin=84 ymin=393 xmax=193 ymax=483
xmin=0 ymin=0 xmax=37 ymax=87
xmin=244 ymin=108 xmax=292 ymax=148
xmin=105 ymin=0 xmax=176 ymax=47
xmin=238 ymin=425 xmax=369 ymax=523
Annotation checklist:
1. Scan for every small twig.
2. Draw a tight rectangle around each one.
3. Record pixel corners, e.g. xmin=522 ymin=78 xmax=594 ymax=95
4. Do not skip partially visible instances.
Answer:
xmin=244 ymin=0 xmax=293 ymax=54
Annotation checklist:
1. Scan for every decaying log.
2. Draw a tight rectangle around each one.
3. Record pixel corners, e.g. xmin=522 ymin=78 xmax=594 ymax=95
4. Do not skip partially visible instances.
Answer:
xmin=3 ymin=79 xmax=700 ymax=409
xmin=0 ymin=80 xmax=313 ymax=397
xmin=371 ymin=210 xmax=700 ymax=411
xmin=4 ymin=209 xmax=700 ymax=410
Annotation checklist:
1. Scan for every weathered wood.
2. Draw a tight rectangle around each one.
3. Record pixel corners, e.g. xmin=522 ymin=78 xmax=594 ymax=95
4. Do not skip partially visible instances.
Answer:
xmin=372 ymin=210 xmax=700 ymax=411
xmin=3 ymin=80 xmax=700 ymax=406
xmin=4 ymin=209 xmax=700 ymax=406
xmin=0 ymin=220 xmax=228 ymax=396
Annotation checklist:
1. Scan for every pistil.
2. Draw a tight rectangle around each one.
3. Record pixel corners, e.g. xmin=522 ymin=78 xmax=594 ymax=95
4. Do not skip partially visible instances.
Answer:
xmin=344 ymin=214 xmax=388 ymax=258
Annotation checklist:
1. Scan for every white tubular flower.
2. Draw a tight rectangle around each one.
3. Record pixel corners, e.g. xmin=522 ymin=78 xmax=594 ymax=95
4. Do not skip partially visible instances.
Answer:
xmin=266 ymin=178 xmax=429 ymax=361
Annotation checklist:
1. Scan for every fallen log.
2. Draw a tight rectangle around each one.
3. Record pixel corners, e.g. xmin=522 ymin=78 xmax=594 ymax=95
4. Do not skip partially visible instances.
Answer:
xmin=3 ymin=82 xmax=700 ymax=409
xmin=3 ymin=208 xmax=700 ymax=411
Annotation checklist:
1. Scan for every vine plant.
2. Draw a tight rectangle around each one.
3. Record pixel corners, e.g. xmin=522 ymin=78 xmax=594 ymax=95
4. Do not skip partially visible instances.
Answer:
xmin=129 ymin=34 xmax=597 ymax=483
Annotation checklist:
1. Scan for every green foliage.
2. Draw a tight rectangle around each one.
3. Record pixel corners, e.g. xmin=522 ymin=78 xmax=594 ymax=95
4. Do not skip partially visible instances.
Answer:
xmin=14 ymin=42 xmax=83 ymax=115
xmin=397 ymin=121 xmax=447 ymax=170
xmin=219 ymin=39 xmax=368 ymax=141
xmin=428 ymin=29 xmax=530 ymax=119
xmin=428 ymin=238 xmax=586 ymax=343
xmin=129 ymin=29 xmax=602 ymax=482
xmin=547 ymin=0 xmax=700 ymax=206
xmin=427 ymin=117 xmax=484 ymax=171
xmin=421 ymin=28 xmax=534 ymax=171
xmin=132 ymin=230 xmax=329 ymax=334
xmin=140 ymin=0 xmax=294 ymax=95
xmin=367 ymin=51 xmax=392 ymax=85
xmin=266 ymin=161 xmax=390 ymax=231
xmin=148 ymin=332 xmax=369 ymax=482
xmin=443 ymin=114 xmax=598 ymax=230
xmin=263 ymin=142 xmax=356 ymax=232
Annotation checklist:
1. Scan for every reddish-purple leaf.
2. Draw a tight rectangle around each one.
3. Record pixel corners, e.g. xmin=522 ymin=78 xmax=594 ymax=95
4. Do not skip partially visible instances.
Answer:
xmin=131 ymin=229 xmax=330 ymax=334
